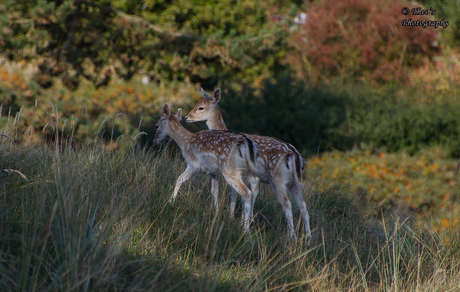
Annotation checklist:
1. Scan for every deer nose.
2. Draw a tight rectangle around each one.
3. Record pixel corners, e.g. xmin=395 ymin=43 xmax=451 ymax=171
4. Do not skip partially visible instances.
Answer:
xmin=184 ymin=116 xmax=189 ymax=120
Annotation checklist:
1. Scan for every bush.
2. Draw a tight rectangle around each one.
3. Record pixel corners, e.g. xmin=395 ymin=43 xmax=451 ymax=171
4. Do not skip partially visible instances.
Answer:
xmin=0 ymin=60 xmax=195 ymax=145
xmin=219 ymin=76 xmax=460 ymax=156
xmin=0 ymin=0 xmax=290 ymax=91
xmin=285 ymin=0 xmax=441 ymax=85
xmin=343 ymin=82 xmax=460 ymax=155
xmin=221 ymin=75 xmax=350 ymax=155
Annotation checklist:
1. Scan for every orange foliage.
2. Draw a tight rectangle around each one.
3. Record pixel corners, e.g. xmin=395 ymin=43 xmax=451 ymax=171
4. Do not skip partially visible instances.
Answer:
xmin=305 ymin=148 xmax=460 ymax=237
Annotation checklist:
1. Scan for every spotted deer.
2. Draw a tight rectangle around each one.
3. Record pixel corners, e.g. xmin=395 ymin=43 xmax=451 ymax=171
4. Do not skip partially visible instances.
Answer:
xmin=153 ymin=103 xmax=260 ymax=232
xmin=185 ymin=88 xmax=311 ymax=240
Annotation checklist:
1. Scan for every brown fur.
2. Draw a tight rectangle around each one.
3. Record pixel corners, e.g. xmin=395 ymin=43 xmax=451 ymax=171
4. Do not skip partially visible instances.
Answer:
xmin=185 ymin=88 xmax=311 ymax=240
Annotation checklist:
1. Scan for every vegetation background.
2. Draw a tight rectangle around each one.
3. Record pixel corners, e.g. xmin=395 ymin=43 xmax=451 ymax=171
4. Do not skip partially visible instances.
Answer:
xmin=2 ymin=0 xmax=460 ymax=290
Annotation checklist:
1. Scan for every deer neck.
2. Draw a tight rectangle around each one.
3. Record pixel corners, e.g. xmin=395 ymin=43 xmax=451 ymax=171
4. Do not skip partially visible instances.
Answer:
xmin=206 ymin=106 xmax=227 ymax=130
xmin=167 ymin=119 xmax=193 ymax=151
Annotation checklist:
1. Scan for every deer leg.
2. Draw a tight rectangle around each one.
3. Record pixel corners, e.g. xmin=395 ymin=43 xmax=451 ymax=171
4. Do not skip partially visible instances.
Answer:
xmin=270 ymin=181 xmax=296 ymax=240
xmin=210 ymin=176 xmax=220 ymax=212
xmin=170 ymin=166 xmax=195 ymax=203
xmin=229 ymin=187 xmax=238 ymax=218
xmin=248 ymin=175 xmax=260 ymax=220
xmin=222 ymin=175 xmax=253 ymax=233
xmin=238 ymin=175 xmax=259 ymax=223
xmin=289 ymin=183 xmax=311 ymax=241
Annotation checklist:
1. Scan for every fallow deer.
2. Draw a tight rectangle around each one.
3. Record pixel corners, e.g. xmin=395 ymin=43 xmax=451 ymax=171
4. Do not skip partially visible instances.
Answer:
xmin=153 ymin=103 xmax=260 ymax=232
xmin=185 ymin=88 xmax=311 ymax=240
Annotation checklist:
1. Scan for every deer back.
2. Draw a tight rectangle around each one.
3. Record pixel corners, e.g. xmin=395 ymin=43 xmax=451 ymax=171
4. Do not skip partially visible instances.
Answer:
xmin=184 ymin=130 xmax=259 ymax=175
xmin=247 ymin=134 xmax=305 ymax=184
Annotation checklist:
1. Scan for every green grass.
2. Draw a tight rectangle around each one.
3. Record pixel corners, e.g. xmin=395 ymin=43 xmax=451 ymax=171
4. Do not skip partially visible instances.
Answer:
xmin=1 ymin=136 xmax=460 ymax=291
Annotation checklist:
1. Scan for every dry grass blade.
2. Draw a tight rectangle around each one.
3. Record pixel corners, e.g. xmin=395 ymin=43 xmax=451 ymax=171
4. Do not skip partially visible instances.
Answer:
xmin=0 ymin=133 xmax=15 ymax=144
xmin=100 ymin=117 xmax=109 ymax=128
xmin=75 ymin=105 xmax=86 ymax=118
xmin=2 ymin=169 xmax=28 ymax=182
xmin=45 ymin=112 xmax=55 ymax=128
xmin=133 ymin=132 xmax=147 ymax=140
xmin=352 ymin=242 xmax=370 ymax=292
xmin=42 ymin=123 xmax=50 ymax=133
xmin=48 ymin=102 xmax=56 ymax=113
xmin=13 ymin=106 xmax=24 ymax=126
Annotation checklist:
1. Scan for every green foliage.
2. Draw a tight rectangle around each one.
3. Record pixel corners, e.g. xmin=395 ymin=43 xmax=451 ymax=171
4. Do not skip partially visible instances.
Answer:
xmin=219 ymin=76 xmax=460 ymax=156
xmin=343 ymin=83 xmax=460 ymax=155
xmin=221 ymin=75 xmax=349 ymax=155
xmin=419 ymin=0 xmax=460 ymax=44
xmin=0 ymin=68 xmax=186 ymax=146
xmin=3 ymin=59 xmax=460 ymax=157
xmin=1 ymin=0 xmax=460 ymax=157
xmin=118 ymin=0 xmax=269 ymax=35
xmin=0 ymin=0 xmax=290 ymax=91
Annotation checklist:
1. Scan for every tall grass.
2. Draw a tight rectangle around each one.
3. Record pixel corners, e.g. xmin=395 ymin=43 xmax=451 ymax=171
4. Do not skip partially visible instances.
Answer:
xmin=1 ymin=119 xmax=460 ymax=291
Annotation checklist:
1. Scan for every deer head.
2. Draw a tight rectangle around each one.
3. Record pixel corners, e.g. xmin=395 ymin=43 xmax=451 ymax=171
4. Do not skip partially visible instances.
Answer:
xmin=185 ymin=88 xmax=227 ymax=130
xmin=153 ymin=103 xmax=183 ymax=144
xmin=185 ymin=88 xmax=221 ymax=123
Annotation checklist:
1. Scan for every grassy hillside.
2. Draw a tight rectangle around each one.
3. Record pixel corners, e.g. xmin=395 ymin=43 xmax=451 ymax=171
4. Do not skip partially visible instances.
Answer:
xmin=2 ymin=1 xmax=460 ymax=289
xmin=1 ymin=134 xmax=460 ymax=291
xmin=307 ymin=146 xmax=460 ymax=243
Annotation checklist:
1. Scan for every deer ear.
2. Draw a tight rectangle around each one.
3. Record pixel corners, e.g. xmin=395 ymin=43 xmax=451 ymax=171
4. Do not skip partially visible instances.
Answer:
xmin=201 ymin=88 xmax=211 ymax=99
xmin=176 ymin=108 xmax=182 ymax=121
xmin=162 ymin=103 xmax=171 ymax=118
xmin=211 ymin=88 xmax=221 ymax=105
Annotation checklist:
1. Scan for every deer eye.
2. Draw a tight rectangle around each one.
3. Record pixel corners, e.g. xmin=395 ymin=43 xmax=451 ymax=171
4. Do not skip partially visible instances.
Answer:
xmin=199 ymin=106 xmax=204 ymax=111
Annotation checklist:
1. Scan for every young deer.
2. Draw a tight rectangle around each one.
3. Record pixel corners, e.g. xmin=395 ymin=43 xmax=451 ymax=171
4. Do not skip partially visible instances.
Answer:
xmin=153 ymin=103 xmax=260 ymax=231
xmin=185 ymin=88 xmax=311 ymax=240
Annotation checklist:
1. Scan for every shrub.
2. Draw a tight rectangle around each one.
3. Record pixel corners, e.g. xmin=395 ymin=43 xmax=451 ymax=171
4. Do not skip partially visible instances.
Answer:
xmin=0 ymin=59 xmax=195 ymax=145
xmin=221 ymin=75 xmax=350 ymax=155
xmin=220 ymin=76 xmax=460 ymax=156
xmin=286 ymin=0 xmax=441 ymax=85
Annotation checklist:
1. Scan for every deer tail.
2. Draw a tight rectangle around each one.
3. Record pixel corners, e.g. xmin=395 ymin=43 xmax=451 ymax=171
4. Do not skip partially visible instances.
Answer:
xmin=285 ymin=144 xmax=306 ymax=186
xmin=237 ymin=134 xmax=260 ymax=173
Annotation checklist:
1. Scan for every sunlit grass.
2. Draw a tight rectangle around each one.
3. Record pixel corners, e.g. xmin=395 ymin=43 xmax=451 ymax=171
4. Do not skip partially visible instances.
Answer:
xmin=2 ymin=133 xmax=460 ymax=290
xmin=306 ymin=146 xmax=460 ymax=246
